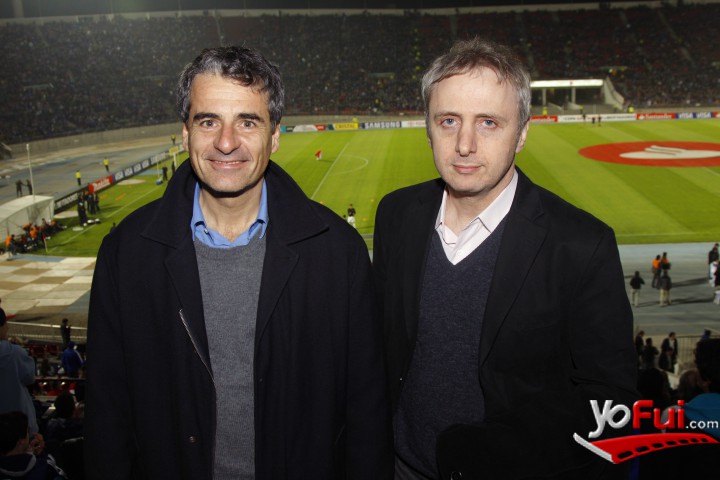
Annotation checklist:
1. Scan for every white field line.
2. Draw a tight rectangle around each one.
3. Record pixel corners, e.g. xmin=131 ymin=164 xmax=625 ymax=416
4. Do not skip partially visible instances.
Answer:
xmin=47 ymin=183 xmax=160 ymax=249
xmin=311 ymin=143 xmax=349 ymax=200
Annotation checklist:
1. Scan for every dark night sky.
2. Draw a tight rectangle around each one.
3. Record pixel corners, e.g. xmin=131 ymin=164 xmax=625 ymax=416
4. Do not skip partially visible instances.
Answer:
xmin=2 ymin=0 xmax=646 ymax=19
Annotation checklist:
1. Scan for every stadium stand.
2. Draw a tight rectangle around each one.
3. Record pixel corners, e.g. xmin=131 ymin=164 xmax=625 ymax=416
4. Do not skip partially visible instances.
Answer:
xmin=0 ymin=3 xmax=718 ymax=145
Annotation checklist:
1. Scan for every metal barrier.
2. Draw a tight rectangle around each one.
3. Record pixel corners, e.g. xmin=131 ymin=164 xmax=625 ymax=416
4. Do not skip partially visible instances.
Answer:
xmin=676 ymin=334 xmax=704 ymax=371
xmin=7 ymin=321 xmax=87 ymax=344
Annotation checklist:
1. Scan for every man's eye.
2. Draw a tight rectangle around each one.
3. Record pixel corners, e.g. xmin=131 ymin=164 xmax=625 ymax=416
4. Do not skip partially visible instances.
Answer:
xmin=242 ymin=120 xmax=256 ymax=128
xmin=481 ymin=119 xmax=497 ymax=128
xmin=441 ymin=118 xmax=457 ymax=127
xmin=199 ymin=119 xmax=216 ymax=128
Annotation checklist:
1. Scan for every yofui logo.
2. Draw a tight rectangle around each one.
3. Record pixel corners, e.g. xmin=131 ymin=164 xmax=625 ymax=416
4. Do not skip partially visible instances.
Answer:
xmin=573 ymin=400 xmax=719 ymax=463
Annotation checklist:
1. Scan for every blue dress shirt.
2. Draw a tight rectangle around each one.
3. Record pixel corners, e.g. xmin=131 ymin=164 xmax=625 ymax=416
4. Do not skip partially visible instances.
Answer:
xmin=190 ymin=180 xmax=268 ymax=248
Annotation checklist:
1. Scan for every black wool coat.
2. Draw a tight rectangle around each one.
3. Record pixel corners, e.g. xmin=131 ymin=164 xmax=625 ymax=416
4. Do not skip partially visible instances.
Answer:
xmin=374 ymin=169 xmax=638 ymax=480
xmin=85 ymin=160 xmax=393 ymax=479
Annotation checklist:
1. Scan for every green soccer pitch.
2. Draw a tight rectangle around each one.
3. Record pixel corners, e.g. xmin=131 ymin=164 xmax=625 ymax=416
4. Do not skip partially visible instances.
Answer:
xmin=39 ymin=119 xmax=720 ymax=257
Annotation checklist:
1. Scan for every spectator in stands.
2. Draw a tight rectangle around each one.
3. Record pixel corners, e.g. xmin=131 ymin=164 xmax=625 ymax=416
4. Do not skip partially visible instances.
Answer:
xmin=44 ymin=392 xmax=83 ymax=446
xmin=0 ymin=411 xmax=67 ymax=480
xmin=59 ymin=319 xmax=71 ymax=351
xmin=636 ymin=366 xmax=672 ymax=433
xmin=642 ymin=337 xmax=660 ymax=369
xmin=686 ymin=339 xmax=720 ymax=437
xmin=635 ymin=330 xmax=645 ymax=356
xmin=2 ymin=6 xmax=720 ymax=145
xmin=373 ymin=37 xmax=636 ymax=480
xmin=59 ymin=342 xmax=83 ymax=378
xmin=0 ymin=308 xmax=39 ymax=436
xmin=85 ymin=45 xmax=392 ymax=479
xmin=660 ymin=331 xmax=678 ymax=373
xmin=672 ymin=368 xmax=704 ymax=403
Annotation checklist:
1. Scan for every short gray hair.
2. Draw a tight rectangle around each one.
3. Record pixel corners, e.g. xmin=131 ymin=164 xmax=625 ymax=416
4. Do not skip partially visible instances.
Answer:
xmin=177 ymin=46 xmax=284 ymax=131
xmin=421 ymin=37 xmax=531 ymax=131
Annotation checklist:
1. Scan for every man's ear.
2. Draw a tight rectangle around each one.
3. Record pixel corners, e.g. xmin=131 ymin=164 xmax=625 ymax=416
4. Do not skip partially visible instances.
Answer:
xmin=182 ymin=123 xmax=189 ymax=151
xmin=515 ymin=121 xmax=530 ymax=153
xmin=271 ymin=125 xmax=281 ymax=154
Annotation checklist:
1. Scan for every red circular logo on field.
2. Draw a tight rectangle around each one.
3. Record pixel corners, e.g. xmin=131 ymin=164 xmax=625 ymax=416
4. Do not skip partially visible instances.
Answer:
xmin=579 ymin=142 xmax=720 ymax=167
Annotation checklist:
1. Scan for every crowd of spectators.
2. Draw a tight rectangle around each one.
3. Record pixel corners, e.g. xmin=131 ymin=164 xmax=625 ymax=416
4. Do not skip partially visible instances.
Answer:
xmin=1 ymin=315 xmax=86 ymax=477
xmin=1 ymin=3 xmax=718 ymax=145
xmin=634 ymin=335 xmax=720 ymax=477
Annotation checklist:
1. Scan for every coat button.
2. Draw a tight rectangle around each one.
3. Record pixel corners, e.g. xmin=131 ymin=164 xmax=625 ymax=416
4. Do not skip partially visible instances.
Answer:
xmin=188 ymin=436 xmax=197 ymax=444
xmin=450 ymin=472 xmax=462 ymax=480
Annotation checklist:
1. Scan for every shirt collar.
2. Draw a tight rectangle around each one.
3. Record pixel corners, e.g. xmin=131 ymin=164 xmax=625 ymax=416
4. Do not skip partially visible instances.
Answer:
xmin=435 ymin=169 xmax=518 ymax=235
xmin=191 ymin=180 xmax=269 ymax=248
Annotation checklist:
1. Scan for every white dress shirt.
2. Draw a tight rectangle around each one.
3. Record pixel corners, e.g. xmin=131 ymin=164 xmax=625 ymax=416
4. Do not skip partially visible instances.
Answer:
xmin=435 ymin=170 xmax=518 ymax=265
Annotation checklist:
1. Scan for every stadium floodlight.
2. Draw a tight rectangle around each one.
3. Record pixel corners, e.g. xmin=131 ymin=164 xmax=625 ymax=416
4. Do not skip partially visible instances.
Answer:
xmin=26 ymin=144 xmax=35 ymax=202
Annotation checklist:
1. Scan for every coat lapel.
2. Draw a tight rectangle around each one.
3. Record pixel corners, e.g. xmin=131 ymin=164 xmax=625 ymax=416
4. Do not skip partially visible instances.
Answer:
xmin=255 ymin=232 xmax=297 ymax=351
xmin=479 ymin=171 xmax=548 ymax=367
xmin=402 ymin=181 xmax=444 ymax=342
xmin=140 ymin=161 xmax=213 ymax=371
xmin=254 ymin=161 xmax=327 ymax=349
xmin=165 ymin=238 xmax=212 ymax=372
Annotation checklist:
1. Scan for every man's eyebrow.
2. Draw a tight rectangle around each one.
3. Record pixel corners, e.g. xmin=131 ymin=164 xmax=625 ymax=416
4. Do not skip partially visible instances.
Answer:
xmin=432 ymin=110 xmax=458 ymax=119
xmin=191 ymin=112 xmax=219 ymax=122
xmin=237 ymin=112 xmax=265 ymax=123
xmin=191 ymin=112 xmax=266 ymax=123
xmin=433 ymin=110 xmax=509 ymax=122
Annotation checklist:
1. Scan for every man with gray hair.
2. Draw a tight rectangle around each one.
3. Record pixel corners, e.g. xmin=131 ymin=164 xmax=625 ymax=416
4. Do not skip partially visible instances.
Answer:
xmin=374 ymin=37 xmax=637 ymax=479
xmin=85 ymin=46 xmax=392 ymax=479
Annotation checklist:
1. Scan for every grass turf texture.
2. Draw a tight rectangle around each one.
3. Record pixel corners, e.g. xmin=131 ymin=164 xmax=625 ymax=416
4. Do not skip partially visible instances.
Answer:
xmin=38 ymin=119 xmax=720 ymax=257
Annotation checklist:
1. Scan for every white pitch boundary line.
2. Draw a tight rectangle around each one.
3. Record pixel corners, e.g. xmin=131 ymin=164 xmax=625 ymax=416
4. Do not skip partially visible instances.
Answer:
xmin=46 ymin=182 xmax=161 ymax=250
xmin=311 ymin=143 xmax=349 ymax=200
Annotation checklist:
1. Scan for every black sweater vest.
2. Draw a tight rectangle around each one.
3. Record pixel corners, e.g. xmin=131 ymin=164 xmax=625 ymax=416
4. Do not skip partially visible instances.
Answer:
xmin=394 ymin=220 xmax=506 ymax=477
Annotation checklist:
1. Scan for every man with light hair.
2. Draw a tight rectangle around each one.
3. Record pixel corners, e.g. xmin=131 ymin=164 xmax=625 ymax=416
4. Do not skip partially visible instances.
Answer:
xmin=375 ymin=37 xmax=637 ymax=479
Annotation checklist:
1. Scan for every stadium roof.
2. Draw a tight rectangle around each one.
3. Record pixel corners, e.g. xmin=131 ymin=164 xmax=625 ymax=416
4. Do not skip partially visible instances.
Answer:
xmin=2 ymin=0 xmax=670 ymax=20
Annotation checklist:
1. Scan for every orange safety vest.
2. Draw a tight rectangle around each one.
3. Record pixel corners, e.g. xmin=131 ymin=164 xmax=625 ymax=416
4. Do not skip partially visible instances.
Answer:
xmin=652 ymin=258 xmax=661 ymax=271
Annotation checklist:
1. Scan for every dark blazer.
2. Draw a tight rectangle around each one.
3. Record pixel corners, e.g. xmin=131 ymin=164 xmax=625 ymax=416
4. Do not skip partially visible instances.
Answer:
xmin=85 ymin=160 xmax=393 ymax=479
xmin=374 ymin=170 xmax=638 ymax=479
